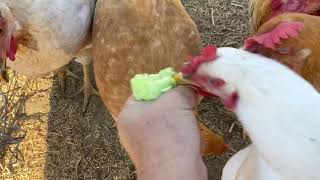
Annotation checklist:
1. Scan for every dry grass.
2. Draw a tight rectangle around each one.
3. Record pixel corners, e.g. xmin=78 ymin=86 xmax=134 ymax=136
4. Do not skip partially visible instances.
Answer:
xmin=0 ymin=0 xmax=250 ymax=180
xmin=182 ymin=0 xmax=249 ymax=47
xmin=0 ymin=71 xmax=52 ymax=179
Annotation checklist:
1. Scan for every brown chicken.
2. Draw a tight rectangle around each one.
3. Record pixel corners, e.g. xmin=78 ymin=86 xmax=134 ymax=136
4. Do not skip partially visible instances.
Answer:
xmin=248 ymin=0 xmax=320 ymax=33
xmin=245 ymin=13 xmax=320 ymax=91
xmin=92 ymin=0 xmax=228 ymax=156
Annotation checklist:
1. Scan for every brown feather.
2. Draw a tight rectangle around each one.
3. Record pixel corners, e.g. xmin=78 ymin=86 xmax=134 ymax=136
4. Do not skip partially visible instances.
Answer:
xmin=195 ymin=113 xmax=227 ymax=155
xmin=248 ymin=0 xmax=272 ymax=33
xmin=249 ymin=13 xmax=320 ymax=91
xmin=93 ymin=0 xmax=226 ymax=156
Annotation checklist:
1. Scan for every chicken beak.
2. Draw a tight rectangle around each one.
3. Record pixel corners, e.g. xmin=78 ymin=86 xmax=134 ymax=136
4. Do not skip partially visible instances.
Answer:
xmin=174 ymin=73 xmax=218 ymax=97
xmin=174 ymin=73 xmax=203 ymax=91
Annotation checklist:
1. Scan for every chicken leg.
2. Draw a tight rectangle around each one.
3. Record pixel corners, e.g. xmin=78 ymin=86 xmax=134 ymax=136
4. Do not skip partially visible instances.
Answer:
xmin=73 ymin=47 xmax=100 ymax=113
xmin=57 ymin=65 xmax=80 ymax=97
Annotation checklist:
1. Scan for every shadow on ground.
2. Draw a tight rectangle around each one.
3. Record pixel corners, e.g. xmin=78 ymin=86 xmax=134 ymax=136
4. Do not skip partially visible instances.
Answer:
xmin=44 ymin=63 xmax=135 ymax=180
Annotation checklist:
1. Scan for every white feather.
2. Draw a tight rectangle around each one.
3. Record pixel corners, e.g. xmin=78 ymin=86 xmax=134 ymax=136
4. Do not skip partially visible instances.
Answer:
xmin=197 ymin=48 xmax=320 ymax=180
xmin=2 ymin=0 xmax=96 ymax=77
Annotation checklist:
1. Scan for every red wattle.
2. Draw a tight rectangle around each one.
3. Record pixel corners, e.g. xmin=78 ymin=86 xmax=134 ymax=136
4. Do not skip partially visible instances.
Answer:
xmin=223 ymin=92 xmax=239 ymax=109
xmin=6 ymin=36 xmax=17 ymax=61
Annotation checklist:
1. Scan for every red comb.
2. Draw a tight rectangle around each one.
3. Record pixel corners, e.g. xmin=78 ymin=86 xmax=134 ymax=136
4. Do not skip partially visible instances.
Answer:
xmin=245 ymin=21 xmax=304 ymax=52
xmin=272 ymin=0 xmax=283 ymax=11
xmin=283 ymin=0 xmax=307 ymax=12
xmin=272 ymin=0 xmax=307 ymax=12
xmin=181 ymin=45 xmax=217 ymax=76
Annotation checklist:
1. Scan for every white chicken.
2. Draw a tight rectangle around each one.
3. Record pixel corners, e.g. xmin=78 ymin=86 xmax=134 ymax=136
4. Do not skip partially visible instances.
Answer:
xmin=187 ymin=47 xmax=320 ymax=180
xmin=0 ymin=0 xmax=98 ymax=112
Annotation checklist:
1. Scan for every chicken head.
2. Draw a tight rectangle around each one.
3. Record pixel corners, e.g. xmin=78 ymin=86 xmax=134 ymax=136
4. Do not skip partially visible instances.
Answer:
xmin=245 ymin=13 xmax=320 ymax=91
xmin=251 ymin=47 xmax=311 ymax=74
xmin=195 ymin=47 xmax=320 ymax=180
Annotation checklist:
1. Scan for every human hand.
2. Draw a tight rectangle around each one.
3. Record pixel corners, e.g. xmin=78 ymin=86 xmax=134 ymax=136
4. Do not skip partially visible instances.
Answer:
xmin=117 ymin=86 xmax=207 ymax=180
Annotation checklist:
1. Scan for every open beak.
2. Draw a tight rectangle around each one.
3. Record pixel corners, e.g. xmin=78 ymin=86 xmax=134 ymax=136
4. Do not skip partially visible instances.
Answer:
xmin=174 ymin=73 xmax=238 ymax=109
xmin=174 ymin=73 xmax=218 ymax=97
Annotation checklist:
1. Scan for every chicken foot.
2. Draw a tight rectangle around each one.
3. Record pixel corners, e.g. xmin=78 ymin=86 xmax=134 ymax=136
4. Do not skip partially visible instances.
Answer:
xmin=72 ymin=47 xmax=99 ymax=114
xmin=72 ymin=63 xmax=99 ymax=113
xmin=57 ymin=66 xmax=80 ymax=96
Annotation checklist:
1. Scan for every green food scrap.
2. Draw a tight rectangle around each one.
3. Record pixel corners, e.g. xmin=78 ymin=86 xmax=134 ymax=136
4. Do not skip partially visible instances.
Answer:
xmin=130 ymin=67 xmax=177 ymax=101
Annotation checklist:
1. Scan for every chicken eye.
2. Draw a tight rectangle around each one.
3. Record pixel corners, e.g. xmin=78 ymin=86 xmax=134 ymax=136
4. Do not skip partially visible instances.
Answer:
xmin=278 ymin=47 xmax=291 ymax=54
xmin=208 ymin=78 xmax=226 ymax=88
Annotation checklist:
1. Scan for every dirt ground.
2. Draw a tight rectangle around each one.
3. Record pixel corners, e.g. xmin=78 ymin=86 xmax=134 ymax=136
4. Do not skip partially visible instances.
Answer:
xmin=0 ymin=0 xmax=250 ymax=179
